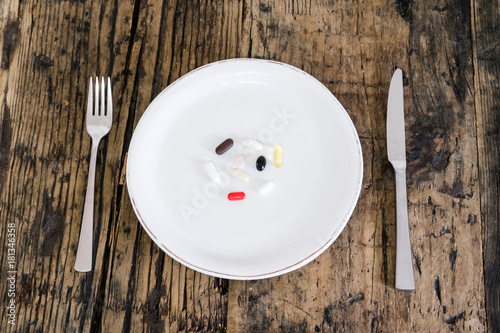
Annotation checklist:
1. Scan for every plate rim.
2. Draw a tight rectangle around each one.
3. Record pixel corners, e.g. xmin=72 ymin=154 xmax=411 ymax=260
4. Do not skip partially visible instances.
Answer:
xmin=126 ymin=58 xmax=364 ymax=280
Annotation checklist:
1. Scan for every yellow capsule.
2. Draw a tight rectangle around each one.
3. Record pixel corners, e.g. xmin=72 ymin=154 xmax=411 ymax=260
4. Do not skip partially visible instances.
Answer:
xmin=273 ymin=144 xmax=283 ymax=168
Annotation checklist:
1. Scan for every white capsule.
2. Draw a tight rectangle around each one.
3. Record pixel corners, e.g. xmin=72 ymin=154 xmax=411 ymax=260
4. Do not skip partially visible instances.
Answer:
xmin=204 ymin=161 xmax=220 ymax=183
xmin=230 ymin=168 xmax=250 ymax=182
xmin=258 ymin=180 xmax=275 ymax=195
xmin=263 ymin=146 xmax=274 ymax=161
xmin=242 ymin=138 xmax=263 ymax=150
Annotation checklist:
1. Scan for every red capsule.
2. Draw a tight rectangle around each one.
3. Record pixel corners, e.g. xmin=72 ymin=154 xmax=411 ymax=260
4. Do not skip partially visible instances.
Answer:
xmin=227 ymin=192 xmax=245 ymax=201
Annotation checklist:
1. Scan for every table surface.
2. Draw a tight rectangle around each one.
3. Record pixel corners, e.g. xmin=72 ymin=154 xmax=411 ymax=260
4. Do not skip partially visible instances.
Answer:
xmin=0 ymin=0 xmax=498 ymax=332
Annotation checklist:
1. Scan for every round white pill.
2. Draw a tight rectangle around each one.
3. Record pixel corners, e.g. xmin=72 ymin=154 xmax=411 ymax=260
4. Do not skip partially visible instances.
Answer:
xmin=234 ymin=154 xmax=246 ymax=167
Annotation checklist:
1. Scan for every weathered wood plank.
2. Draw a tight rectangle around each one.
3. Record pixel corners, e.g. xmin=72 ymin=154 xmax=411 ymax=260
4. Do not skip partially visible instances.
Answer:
xmin=0 ymin=0 xmax=232 ymax=331
xmin=472 ymin=0 xmax=500 ymax=331
xmin=0 ymin=0 xmax=140 ymax=331
xmin=226 ymin=0 xmax=486 ymax=331
xmin=98 ymin=0 xmax=234 ymax=332
xmin=404 ymin=0 xmax=485 ymax=329
xmin=0 ymin=0 xmax=495 ymax=331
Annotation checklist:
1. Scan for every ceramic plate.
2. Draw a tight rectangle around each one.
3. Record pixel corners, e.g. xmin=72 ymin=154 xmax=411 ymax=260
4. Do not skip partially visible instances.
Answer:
xmin=127 ymin=59 xmax=363 ymax=279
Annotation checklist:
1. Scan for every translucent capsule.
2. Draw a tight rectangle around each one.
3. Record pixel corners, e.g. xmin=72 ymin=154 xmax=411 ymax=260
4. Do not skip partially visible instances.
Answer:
xmin=258 ymin=180 xmax=274 ymax=195
xmin=230 ymin=168 xmax=250 ymax=182
xmin=228 ymin=192 xmax=245 ymax=201
xmin=204 ymin=161 xmax=221 ymax=183
xmin=273 ymin=144 xmax=283 ymax=168
xmin=234 ymin=154 xmax=246 ymax=167
xmin=242 ymin=138 xmax=263 ymax=150
xmin=256 ymin=156 xmax=266 ymax=171
xmin=215 ymin=138 xmax=233 ymax=155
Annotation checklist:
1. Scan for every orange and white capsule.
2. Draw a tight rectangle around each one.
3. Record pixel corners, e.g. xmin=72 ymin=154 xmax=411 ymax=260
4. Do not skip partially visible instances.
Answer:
xmin=273 ymin=144 xmax=283 ymax=168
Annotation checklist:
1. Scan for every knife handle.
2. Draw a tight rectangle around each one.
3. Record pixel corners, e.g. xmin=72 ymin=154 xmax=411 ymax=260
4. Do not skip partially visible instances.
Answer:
xmin=394 ymin=166 xmax=415 ymax=290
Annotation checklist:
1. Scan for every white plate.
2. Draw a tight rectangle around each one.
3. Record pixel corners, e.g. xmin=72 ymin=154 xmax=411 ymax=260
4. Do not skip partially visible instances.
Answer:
xmin=127 ymin=59 xmax=363 ymax=280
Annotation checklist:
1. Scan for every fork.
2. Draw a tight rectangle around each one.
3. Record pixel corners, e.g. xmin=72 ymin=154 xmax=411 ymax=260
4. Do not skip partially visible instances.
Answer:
xmin=75 ymin=77 xmax=112 ymax=272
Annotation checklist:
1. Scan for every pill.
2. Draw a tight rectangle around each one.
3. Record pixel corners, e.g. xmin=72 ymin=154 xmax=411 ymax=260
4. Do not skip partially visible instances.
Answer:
xmin=242 ymin=138 xmax=263 ymax=150
xmin=204 ymin=161 xmax=221 ymax=183
xmin=258 ymin=180 xmax=275 ymax=194
xmin=273 ymin=144 xmax=283 ymax=167
xmin=234 ymin=154 xmax=246 ymax=167
xmin=228 ymin=192 xmax=245 ymax=201
xmin=256 ymin=156 xmax=266 ymax=171
xmin=215 ymin=138 xmax=234 ymax=155
xmin=230 ymin=168 xmax=250 ymax=182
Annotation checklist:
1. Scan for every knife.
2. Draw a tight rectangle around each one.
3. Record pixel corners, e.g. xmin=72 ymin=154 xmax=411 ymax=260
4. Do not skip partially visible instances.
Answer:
xmin=387 ymin=69 xmax=415 ymax=290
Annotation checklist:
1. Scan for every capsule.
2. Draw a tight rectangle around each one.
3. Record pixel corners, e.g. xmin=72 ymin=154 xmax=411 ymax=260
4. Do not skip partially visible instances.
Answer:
xmin=258 ymin=180 xmax=274 ymax=195
xmin=228 ymin=192 xmax=245 ymax=201
xmin=242 ymin=138 xmax=263 ymax=150
xmin=204 ymin=161 xmax=220 ymax=183
xmin=215 ymin=138 xmax=233 ymax=155
xmin=256 ymin=156 xmax=266 ymax=171
xmin=234 ymin=154 xmax=246 ymax=167
xmin=273 ymin=144 xmax=283 ymax=167
xmin=230 ymin=168 xmax=250 ymax=182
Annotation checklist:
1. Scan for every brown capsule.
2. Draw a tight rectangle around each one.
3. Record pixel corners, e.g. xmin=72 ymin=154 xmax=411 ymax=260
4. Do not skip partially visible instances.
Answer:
xmin=215 ymin=138 xmax=234 ymax=155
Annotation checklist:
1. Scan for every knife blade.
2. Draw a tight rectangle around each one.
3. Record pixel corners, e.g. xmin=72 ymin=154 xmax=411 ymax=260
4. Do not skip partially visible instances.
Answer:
xmin=387 ymin=69 xmax=415 ymax=290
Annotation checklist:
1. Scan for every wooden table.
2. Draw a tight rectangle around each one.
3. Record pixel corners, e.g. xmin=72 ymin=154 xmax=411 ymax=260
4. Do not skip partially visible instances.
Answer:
xmin=1 ymin=0 xmax=498 ymax=331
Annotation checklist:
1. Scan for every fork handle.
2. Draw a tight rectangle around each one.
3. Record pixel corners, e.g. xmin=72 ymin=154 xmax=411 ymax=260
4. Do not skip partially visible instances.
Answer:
xmin=75 ymin=139 xmax=99 ymax=272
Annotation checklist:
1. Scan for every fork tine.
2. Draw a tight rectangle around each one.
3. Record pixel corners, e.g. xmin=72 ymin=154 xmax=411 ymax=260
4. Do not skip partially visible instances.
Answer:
xmin=95 ymin=77 xmax=99 ymax=115
xmin=101 ymin=77 xmax=105 ymax=116
xmin=87 ymin=77 xmax=93 ymax=117
xmin=107 ymin=77 xmax=113 ymax=119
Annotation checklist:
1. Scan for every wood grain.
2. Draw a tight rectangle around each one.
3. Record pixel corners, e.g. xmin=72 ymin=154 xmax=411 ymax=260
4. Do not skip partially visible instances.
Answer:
xmin=227 ymin=0 xmax=486 ymax=331
xmin=472 ymin=0 xmax=500 ymax=331
xmin=0 ymin=0 xmax=495 ymax=332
